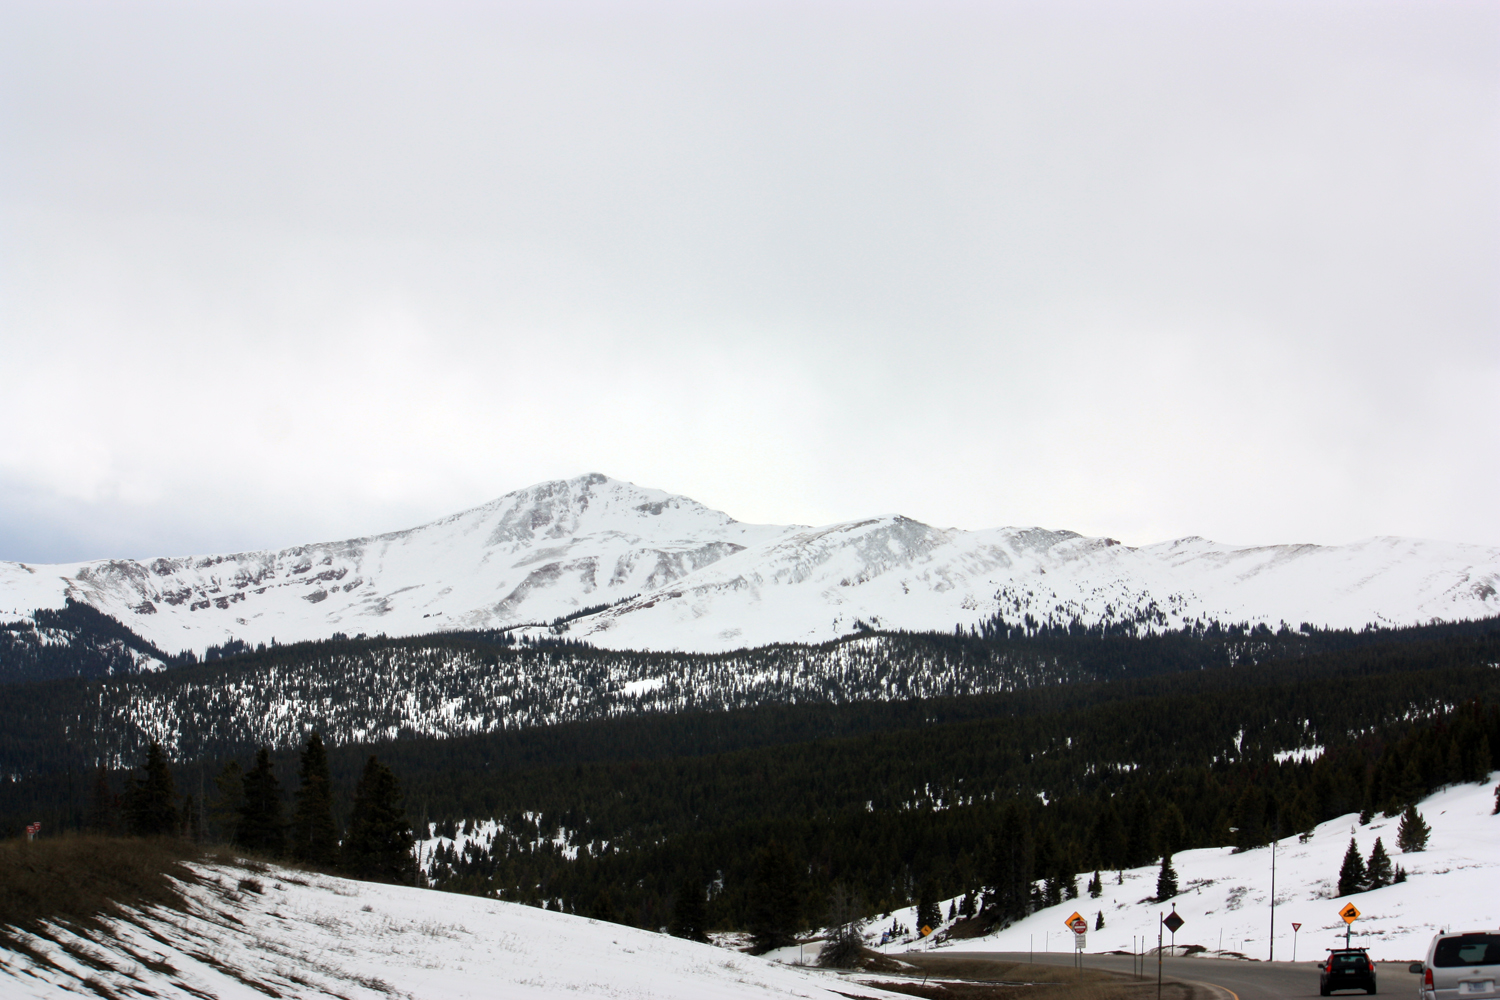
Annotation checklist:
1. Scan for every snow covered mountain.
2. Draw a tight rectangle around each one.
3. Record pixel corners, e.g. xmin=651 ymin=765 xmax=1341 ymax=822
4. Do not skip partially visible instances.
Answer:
xmin=1 ymin=473 xmax=1497 ymax=655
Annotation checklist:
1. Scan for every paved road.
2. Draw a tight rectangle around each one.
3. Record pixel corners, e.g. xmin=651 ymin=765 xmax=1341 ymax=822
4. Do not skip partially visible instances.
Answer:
xmin=942 ymin=950 xmax=1419 ymax=1000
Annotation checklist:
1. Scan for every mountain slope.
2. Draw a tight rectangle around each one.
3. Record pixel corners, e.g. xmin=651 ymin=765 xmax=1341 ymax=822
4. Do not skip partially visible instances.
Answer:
xmin=2 ymin=474 xmax=1497 ymax=655
xmin=950 ymin=774 xmax=1500 ymax=963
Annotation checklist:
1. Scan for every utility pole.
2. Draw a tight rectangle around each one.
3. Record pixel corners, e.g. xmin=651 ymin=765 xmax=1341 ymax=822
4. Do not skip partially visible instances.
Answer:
xmin=1269 ymin=830 xmax=1277 ymax=962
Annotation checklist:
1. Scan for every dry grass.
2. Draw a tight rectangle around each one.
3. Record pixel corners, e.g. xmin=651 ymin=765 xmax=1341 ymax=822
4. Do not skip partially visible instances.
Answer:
xmin=864 ymin=956 xmax=1211 ymax=1000
xmin=0 ymin=834 xmax=202 ymax=933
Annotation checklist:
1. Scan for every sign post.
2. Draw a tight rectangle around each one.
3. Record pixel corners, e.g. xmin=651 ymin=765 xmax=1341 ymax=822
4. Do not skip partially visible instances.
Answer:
xmin=1292 ymin=922 xmax=1302 ymax=962
xmin=1157 ymin=912 xmax=1164 ymax=1000
xmin=1065 ymin=912 xmax=1088 ymax=969
xmin=1159 ymin=909 xmax=1185 ymax=1000
xmin=1339 ymin=903 xmax=1360 ymax=949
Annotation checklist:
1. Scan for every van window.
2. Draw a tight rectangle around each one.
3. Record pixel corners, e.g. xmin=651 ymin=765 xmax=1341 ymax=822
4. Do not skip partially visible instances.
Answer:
xmin=1434 ymin=935 xmax=1500 ymax=968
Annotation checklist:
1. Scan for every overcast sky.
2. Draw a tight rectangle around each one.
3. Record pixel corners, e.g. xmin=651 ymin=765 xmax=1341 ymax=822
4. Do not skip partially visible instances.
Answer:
xmin=2 ymin=0 xmax=1496 ymax=563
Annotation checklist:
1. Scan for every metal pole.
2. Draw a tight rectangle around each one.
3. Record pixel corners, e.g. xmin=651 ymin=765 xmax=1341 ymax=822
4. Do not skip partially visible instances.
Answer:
xmin=1157 ymin=912 xmax=1164 ymax=1000
xmin=1269 ymin=833 xmax=1277 ymax=963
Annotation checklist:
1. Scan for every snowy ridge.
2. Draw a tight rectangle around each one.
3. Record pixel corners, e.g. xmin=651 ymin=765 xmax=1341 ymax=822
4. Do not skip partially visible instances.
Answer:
xmin=2 ymin=474 xmax=1497 ymax=654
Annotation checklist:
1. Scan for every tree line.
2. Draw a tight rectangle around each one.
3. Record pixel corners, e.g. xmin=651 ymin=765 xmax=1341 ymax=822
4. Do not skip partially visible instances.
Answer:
xmin=5 ymin=619 xmax=1498 ymax=947
xmin=92 ymin=733 xmax=418 ymax=886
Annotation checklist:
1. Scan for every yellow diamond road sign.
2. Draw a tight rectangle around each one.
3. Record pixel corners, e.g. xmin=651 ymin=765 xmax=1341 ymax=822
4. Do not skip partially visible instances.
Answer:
xmin=1065 ymin=911 xmax=1087 ymax=934
xmin=1340 ymin=903 xmax=1361 ymax=924
xmin=920 ymin=925 xmax=933 ymax=937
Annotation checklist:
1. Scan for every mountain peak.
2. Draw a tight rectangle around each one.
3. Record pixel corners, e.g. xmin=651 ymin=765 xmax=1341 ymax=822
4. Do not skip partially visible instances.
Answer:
xmin=2 ymin=476 xmax=1496 ymax=654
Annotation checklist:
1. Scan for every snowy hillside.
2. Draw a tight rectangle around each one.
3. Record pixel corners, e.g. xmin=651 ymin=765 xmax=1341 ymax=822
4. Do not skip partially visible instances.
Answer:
xmin=874 ymin=775 xmax=1500 ymax=964
xmin=0 ymin=856 xmax=902 ymax=1000
xmin=2 ymin=473 xmax=1497 ymax=654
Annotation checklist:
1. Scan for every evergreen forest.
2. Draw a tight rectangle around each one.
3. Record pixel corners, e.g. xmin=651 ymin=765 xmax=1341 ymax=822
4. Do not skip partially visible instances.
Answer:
xmin=2 ymin=610 xmax=1497 ymax=944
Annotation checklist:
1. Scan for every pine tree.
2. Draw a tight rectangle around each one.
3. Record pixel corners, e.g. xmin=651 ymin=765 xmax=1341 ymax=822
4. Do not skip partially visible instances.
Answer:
xmin=209 ymin=761 xmax=244 ymax=843
xmin=668 ymin=875 xmax=709 ymax=942
xmin=180 ymin=793 xmax=199 ymax=841
xmin=916 ymin=881 xmax=942 ymax=930
xmin=1159 ymin=802 xmax=1188 ymax=856
xmin=590 ymin=888 xmax=618 ymax=923
xmin=1393 ymin=758 xmax=1424 ymax=807
xmin=1233 ymin=786 xmax=1266 ymax=850
xmin=1089 ymin=798 xmax=1124 ymax=870
xmin=987 ymin=803 xmax=1034 ymax=923
xmin=1337 ymin=837 xmax=1366 ymax=896
xmin=237 ymin=747 xmax=285 ymax=854
xmin=342 ymin=756 xmax=415 ymax=884
xmin=1365 ymin=838 xmax=1392 ymax=889
xmin=128 ymin=744 xmax=177 ymax=836
xmin=1493 ymin=780 xmax=1499 ymax=816
xmin=289 ymin=733 xmax=339 ymax=867
xmin=123 ymin=741 xmax=179 ymax=837
xmin=1088 ymin=870 xmax=1102 ymax=899
xmin=1095 ymin=910 xmax=1105 ymax=930
xmin=746 ymin=841 xmax=802 ymax=952
xmin=1396 ymin=804 xmax=1431 ymax=853
xmin=1156 ymin=853 xmax=1178 ymax=902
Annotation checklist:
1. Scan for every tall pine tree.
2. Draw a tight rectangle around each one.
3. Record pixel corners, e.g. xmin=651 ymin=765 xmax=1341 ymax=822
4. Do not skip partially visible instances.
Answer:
xmin=916 ymin=881 xmax=942 ymax=930
xmin=987 ymin=802 xmax=1034 ymax=924
xmin=238 ymin=747 xmax=286 ymax=854
xmin=1337 ymin=837 xmax=1366 ymax=896
xmin=289 ymin=733 xmax=339 ymax=866
xmin=123 ymin=741 xmax=178 ymax=837
xmin=668 ymin=875 xmax=709 ymax=942
xmin=746 ymin=840 xmax=802 ymax=952
xmin=1396 ymin=805 xmax=1430 ymax=853
xmin=1366 ymin=838 xmax=1393 ymax=889
xmin=1156 ymin=853 xmax=1178 ymax=902
xmin=342 ymin=756 xmax=415 ymax=884
xmin=209 ymin=761 xmax=245 ymax=844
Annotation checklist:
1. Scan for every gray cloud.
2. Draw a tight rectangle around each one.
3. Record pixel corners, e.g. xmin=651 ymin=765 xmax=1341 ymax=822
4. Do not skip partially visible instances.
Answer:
xmin=2 ymin=0 xmax=1496 ymax=562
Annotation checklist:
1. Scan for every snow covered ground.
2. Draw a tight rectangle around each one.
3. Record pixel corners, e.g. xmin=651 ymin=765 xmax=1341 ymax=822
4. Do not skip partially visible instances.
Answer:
xmin=0 ymin=859 xmax=903 ymax=1000
xmin=3 ymin=779 xmax=1493 ymax=998
xmin=861 ymin=775 xmax=1500 ymax=965
xmin=2 ymin=473 xmax=1497 ymax=655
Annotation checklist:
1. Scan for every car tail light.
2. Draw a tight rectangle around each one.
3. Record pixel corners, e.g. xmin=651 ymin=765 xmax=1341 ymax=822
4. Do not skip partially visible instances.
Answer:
xmin=1368 ymin=961 xmax=1375 ymax=973
xmin=1425 ymin=968 xmax=1434 ymax=989
xmin=1326 ymin=959 xmax=1334 ymax=972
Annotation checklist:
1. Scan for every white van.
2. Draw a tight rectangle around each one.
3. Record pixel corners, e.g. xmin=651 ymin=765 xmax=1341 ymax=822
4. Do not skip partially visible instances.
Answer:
xmin=1413 ymin=932 xmax=1500 ymax=1000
